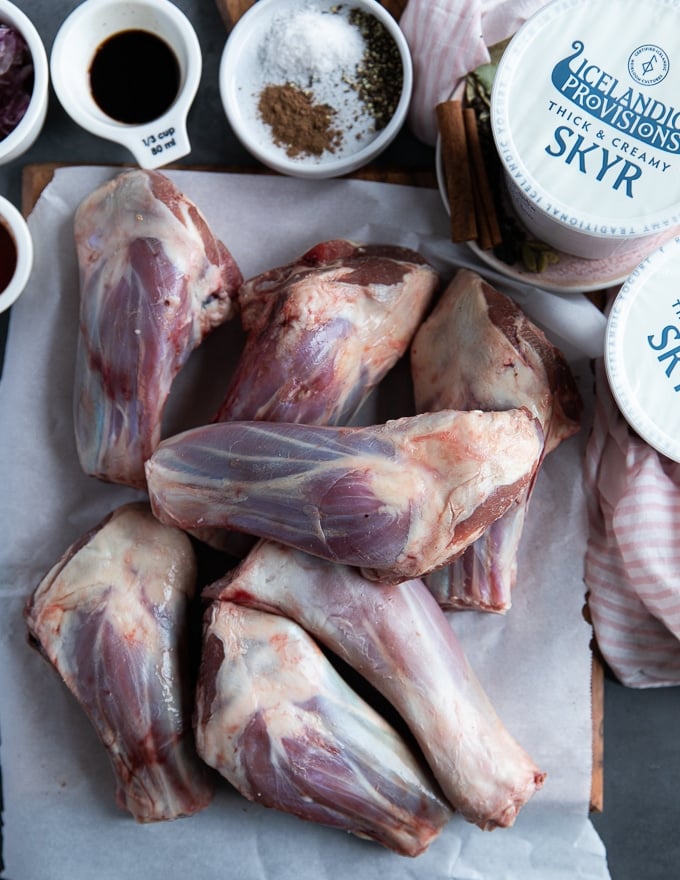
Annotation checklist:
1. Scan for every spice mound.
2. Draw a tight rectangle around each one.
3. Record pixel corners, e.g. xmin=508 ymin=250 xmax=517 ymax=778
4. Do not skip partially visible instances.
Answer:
xmin=0 ymin=23 xmax=34 ymax=140
xmin=258 ymin=84 xmax=342 ymax=158
xmin=255 ymin=3 xmax=403 ymax=161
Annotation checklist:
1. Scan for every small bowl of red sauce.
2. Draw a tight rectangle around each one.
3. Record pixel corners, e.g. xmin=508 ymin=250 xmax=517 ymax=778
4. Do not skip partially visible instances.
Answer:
xmin=0 ymin=195 xmax=33 ymax=313
xmin=0 ymin=0 xmax=49 ymax=164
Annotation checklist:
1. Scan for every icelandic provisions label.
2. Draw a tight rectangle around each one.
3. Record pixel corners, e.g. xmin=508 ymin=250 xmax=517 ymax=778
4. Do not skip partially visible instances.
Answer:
xmin=492 ymin=0 xmax=680 ymax=235
xmin=551 ymin=42 xmax=679 ymax=156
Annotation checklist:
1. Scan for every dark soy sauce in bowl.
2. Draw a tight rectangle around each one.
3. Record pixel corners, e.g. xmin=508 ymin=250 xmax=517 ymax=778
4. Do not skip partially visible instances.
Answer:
xmin=0 ymin=221 xmax=17 ymax=294
xmin=89 ymin=29 xmax=180 ymax=124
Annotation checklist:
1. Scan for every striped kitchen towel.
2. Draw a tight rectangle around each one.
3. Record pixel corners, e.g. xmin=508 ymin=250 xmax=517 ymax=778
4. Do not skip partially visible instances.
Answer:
xmin=584 ymin=358 xmax=680 ymax=688
xmin=400 ymin=0 xmax=549 ymax=144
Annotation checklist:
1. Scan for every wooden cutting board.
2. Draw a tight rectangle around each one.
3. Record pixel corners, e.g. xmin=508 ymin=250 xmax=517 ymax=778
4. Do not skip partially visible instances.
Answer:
xmin=20 ymin=160 xmax=604 ymax=813
xmin=213 ymin=0 xmax=408 ymax=30
xmin=214 ymin=0 xmax=605 ymax=815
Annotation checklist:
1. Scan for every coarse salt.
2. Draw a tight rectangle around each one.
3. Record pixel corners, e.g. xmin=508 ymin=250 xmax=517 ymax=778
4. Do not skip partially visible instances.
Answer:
xmin=258 ymin=6 xmax=366 ymax=87
xmin=241 ymin=0 xmax=403 ymax=164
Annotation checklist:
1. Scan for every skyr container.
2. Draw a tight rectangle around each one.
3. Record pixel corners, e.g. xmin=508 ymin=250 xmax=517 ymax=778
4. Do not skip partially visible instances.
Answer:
xmin=605 ymin=236 xmax=680 ymax=461
xmin=491 ymin=0 xmax=680 ymax=259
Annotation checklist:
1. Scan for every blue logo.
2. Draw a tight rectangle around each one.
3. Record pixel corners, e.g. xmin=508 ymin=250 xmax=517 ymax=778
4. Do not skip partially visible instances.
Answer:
xmin=628 ymin=45 xmax=670 ymax=86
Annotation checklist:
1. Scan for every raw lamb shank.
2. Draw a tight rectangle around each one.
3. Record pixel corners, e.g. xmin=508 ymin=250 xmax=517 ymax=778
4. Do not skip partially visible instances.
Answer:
xmin=24 ymin=502 xmax=213 ymax=822
xmin=411 ymin=269 xmax=582 ymax=611
xmin=194 ymin=600 xmax=452 ymax=856
xmin=73 ymin=169 xmax=243 ymax=489
xmin=200 ymin=238 xmax=438 ymax=556
xmin=145 ymin=408 xmax=544 ymax=584
xmin=206 ymin=540 xmax=545 ymax=830
xmin=214 ymin=239 xmax=439 ymax=424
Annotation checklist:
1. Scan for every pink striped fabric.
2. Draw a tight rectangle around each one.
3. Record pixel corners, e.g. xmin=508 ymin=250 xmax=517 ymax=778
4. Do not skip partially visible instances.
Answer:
xmin=400 ymin=0 xmax=549 ymax=144
xmin=584 ymin=359 xmax=680 ymax=688
xmin=400 ymin=1 xmax=486 ymax=144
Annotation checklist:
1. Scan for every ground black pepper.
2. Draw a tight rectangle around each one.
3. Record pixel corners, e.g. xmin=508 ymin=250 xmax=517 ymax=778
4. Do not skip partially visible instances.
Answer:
xmin=349 ymin=8 xmax=403 ymax=131
xmin=257 ymin=83 xmax=342 ymax=158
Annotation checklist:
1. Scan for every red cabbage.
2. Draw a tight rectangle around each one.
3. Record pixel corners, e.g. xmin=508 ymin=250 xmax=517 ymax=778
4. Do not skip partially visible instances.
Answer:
xmin=0 ymin=23 xmax=34 ymax=140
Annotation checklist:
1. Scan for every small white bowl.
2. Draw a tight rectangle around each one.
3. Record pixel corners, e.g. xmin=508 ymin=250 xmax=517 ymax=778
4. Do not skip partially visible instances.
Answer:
xmin=0 ymin=0 xmax=49 ymax=165
xmin=50 ymin=0 xmax=202 ymax=169
xmin=0 ymin=195 xmax=33 ymax=313
xmin=219 ymin=0 xmax=412 ymax=179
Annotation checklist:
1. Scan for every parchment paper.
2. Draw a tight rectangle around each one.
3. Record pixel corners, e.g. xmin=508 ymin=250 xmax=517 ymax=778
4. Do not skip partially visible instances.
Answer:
xmin=0 ymin=167 xmax=610 ymax=879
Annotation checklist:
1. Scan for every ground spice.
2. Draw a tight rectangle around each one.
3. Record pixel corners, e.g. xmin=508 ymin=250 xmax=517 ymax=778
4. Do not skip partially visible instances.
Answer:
xmin=257 ymin=82 xmax=342 ymax=157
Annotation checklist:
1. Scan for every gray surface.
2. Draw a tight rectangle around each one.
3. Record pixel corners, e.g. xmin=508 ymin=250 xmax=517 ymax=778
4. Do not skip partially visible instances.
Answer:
xmin=1 ymin=3 xmax=678 ymax=879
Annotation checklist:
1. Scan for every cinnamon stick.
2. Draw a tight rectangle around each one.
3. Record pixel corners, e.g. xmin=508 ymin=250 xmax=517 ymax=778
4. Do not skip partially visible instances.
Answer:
xmin=436 ymin=100 xmax=477 ymax=243
xmin=213 ymin=1 xmax=256 ymax=30
xmin=463 ymin=107 xmax=503 ymax=250
xmin=214 ymin=1 xmax=406 ymax=30
xmin=380 ymin=0 xmax=408 ymax=19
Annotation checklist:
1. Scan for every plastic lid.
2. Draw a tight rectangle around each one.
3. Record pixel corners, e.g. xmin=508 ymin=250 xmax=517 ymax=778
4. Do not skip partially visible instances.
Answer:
xmin=605 ymin=235 xmax=680 ymax=461
xmin=491 ymin=0 xmax=680 ymax=240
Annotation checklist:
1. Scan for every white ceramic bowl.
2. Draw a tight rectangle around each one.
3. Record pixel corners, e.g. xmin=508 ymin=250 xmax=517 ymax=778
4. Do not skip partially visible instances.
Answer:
xmin=0 ymin=0 xmax=49 ymax=165
xmin=219 ymin=0 xmax=412 ymax=179
xmin=50 ymin=0 xmax=201 ymax=169
xmin=0 ymin=195 xmax=34 ymax=313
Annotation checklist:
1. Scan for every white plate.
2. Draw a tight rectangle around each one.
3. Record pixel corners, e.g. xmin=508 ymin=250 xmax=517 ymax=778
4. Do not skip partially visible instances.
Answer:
xmin=435 ymin=135 xmax=680 ymax=294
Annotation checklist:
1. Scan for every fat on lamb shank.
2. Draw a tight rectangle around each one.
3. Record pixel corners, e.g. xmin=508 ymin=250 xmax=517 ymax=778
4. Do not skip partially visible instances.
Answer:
xmin=197 ymin=237 xmax=439 ymax=555
xmin=213 ymin=239 xmax=439 ymax=425
xmin=205 ymin=539 xmax=545 ymax=830
xmin=145 ymin=408 xmax=544 ymax=584
xmin=24 ymin=502 xmax=213 ymax=822
xmin=73 ymin=169 xmax=242 ymax=489
xmin=194 ymin=598 xmax=453 ymax=856
xmin=411 ymin=269 xmax=582 ymax=612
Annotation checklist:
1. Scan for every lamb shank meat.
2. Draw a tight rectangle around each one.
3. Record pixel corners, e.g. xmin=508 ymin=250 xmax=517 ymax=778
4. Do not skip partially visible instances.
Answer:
xmin=24 ymin=502 xmax=213 ymax=823
xmin=213 ymin=239 xmax=439 ymax=425
xmin=194 ymin=599 xmax=452 ymax=856
xmin=206 ymin=540 xmax=545 ymax=830
xmin=411 ymin=269 xmax=582 ymax=612
xmin=73 ymin=169 xmax=243 ymax=489
xmin=145 ymin=408 xmax=543 ymax=584
xmin=199 ymin=238 xmax=438 ymax=556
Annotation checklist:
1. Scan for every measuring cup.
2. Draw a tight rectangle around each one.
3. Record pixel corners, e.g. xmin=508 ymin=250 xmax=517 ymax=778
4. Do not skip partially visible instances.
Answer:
xmin=50 ymin=0 xmax=202 ymax=169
